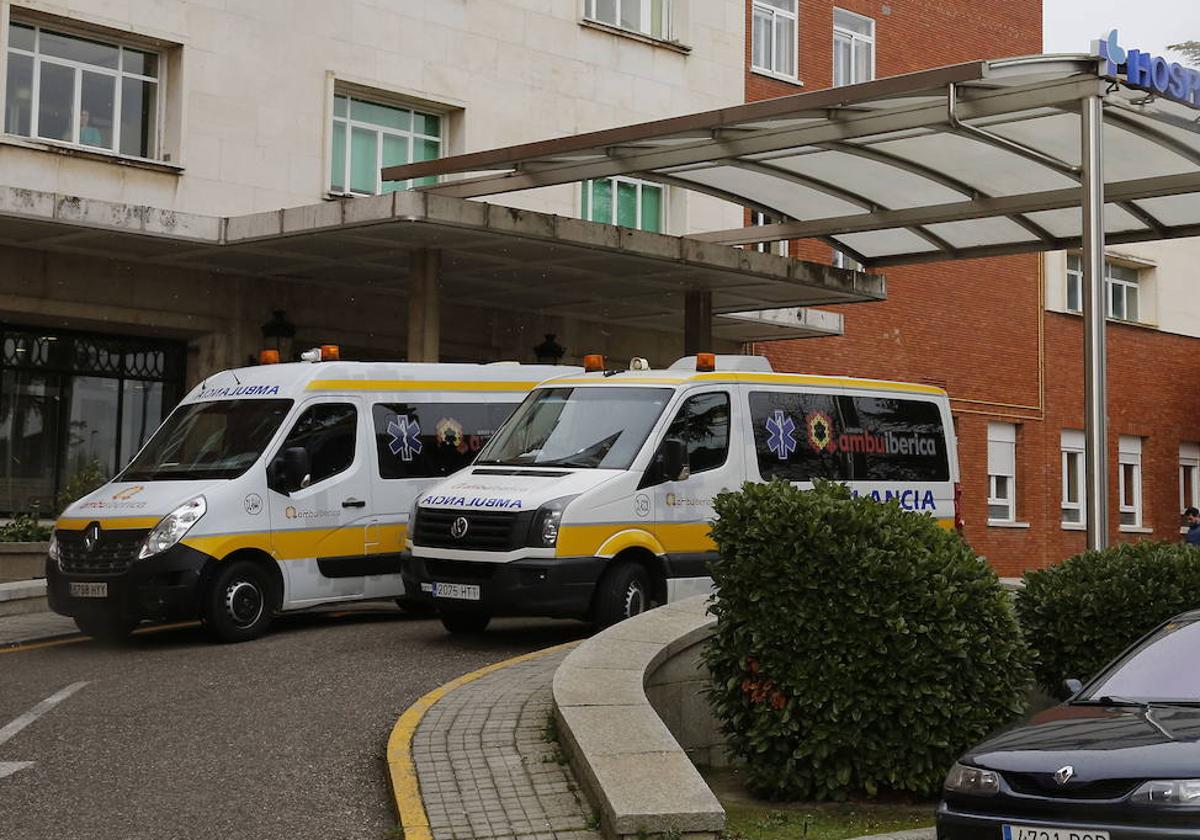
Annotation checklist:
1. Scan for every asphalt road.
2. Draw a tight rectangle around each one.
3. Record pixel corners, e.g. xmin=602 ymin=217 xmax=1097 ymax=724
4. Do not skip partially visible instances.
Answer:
xmin=0 ymin=606 xmax=588 ymax=840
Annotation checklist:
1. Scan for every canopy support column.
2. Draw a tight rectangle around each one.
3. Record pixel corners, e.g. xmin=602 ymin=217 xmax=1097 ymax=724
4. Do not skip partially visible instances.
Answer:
xmin=684 ymin=290 xmax=713 ymax=356
xmin=407 ymin=248 xmax=441 ymax=362
xmin=1082 ymin=95 xmax=1108 ymax=550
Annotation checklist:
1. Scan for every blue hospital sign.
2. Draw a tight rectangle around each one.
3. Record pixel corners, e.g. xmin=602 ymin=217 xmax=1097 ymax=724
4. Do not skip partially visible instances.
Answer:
xmin=1097 ymin=29 xmax=1200 ymax=109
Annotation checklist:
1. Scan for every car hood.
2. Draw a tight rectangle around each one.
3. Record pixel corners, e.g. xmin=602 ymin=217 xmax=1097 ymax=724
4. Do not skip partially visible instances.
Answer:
xmin=417 ymin=466 xmax=623 ymax=513
xmin=59 ymin=480 xmax=224 ymax=526
xmin=967 ymin=703 xmax=1200 ymax=781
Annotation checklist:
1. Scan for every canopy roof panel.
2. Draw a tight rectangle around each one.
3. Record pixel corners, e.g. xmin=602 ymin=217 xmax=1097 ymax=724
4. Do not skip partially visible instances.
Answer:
xmin=382 ymin=55 xmax=1200 ymax=268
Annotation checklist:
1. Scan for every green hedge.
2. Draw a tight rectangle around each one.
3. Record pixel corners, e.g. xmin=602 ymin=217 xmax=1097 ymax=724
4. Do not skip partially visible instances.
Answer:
xmin=704 ymin=480 xmax=1029 ymax=801
xmin=1017 ymin=541 xmax=1200 ymax=694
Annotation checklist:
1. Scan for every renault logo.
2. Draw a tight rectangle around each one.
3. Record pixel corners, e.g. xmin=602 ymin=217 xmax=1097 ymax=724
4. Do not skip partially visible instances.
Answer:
xmin=450 ymin=516 xmax=470 ymax=539
xmin=1054 ymin=765 xmax=1075 ymax=786
xmin=83 ymin=522 xmax=101 ymax=554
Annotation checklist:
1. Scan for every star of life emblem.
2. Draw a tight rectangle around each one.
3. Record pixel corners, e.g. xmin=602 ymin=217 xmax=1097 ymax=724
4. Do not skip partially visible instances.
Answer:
xmin=765 ymin=410 xmax=797 ymax=460
xmin=387 ymin=415 xmax=423 ymax=462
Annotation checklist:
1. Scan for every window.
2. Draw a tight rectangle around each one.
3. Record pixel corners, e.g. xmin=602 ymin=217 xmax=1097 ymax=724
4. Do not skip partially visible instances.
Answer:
xmin=745 ymin=210 xmax=785 ymax=255
xmin=987 ymin=422 xmax=1016 ymax=523
xmin=372 ymin=402 xmax=518 ymax=480
xmin=275 ymin=403 xmax=357 ymax=488
xmin=1119 ymin=435 xmax=1143 ymax=528
xmin=584 ymin=0 xmax=669 ymax=39
xmin=5 ymin=20 xmax=160 ymax=158
xmin=749 ymin=391 xmax=949 ymax=483
xmin=833 ymin=9 xmax=874 ymax=87
xmin=0 ymin=327 xmax=184 ymax=513
xmin=1181 ymin=442 xmax=1200 ymax=515
xmin=331 ymin=93 xmax=441 ymax=196
xmin=751 ymin=0 xmax=797 ymax=79
xmin=832 ymin=248 xmax=862 ymax=271
xmin=661 ymin=392 xmax=730 ymax=476
xmin=582 ymin=177 xmax=663 ymax=233
xmin=1066 ymin=255 xmax=1141 ymax=322
xmin=1061 ymin=429 xmax=1085 ymax=526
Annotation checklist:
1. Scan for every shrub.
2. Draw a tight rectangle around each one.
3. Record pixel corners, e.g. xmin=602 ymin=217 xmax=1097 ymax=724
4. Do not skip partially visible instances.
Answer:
xmin=0 ymin=511 xmax=51 ymax=542
xmin=703 ymin=480 xmax=1030 ymax=801
xmin=55 ymin=458 xmax=109 ymax=514
xmin=1017 ymin=541 xmax=1200 ymax=694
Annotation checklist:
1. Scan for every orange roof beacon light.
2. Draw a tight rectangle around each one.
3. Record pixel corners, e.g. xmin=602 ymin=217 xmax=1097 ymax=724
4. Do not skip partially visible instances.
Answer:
xmin=320 ymin=344 xmax=341 ymax=361
xmin=696 ymin=352 xmax=717 ymax=372
xmin=583 ymin=354 xmax=605 ymax=372
xmin=258 ymin=349 xmax=281 ymax=365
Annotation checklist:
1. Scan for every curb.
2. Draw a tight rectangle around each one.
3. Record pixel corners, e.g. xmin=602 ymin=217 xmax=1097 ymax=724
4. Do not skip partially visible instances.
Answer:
xmin=848 ymin=829 xmax=936 ymax=840
xmin=384 ymin=641 xmax=580 ymax=840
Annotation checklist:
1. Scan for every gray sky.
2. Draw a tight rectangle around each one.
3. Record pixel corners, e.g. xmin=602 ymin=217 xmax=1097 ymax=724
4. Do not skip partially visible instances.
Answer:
xmin=1043 ymin=0 xmax=1200 ymax=60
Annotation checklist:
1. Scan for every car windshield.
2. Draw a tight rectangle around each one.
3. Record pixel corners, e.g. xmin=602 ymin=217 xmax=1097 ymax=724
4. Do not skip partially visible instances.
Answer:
xmin=1079 ymin=618 xmax=1200 ymax=704
xmin=120 ymin=399 xmax=293 ymax=482
xmin=477 ymin=387 xmax=672 ymax=469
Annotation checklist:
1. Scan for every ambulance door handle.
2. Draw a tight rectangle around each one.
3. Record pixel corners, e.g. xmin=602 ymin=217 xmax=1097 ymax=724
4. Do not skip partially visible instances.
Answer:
xmin=342 ymin=498 xmax=366 ymax=508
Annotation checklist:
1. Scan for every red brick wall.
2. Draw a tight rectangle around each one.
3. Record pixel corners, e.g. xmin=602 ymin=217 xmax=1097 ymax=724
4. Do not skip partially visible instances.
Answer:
xmin=740 ymin=1 xmax=1200 ymax=573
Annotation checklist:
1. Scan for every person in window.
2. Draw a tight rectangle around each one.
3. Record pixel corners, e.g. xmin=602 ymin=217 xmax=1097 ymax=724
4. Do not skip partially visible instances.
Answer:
xmin=79 ymin=110 xmax=102 ymax=147
xmin=1185 ymin=507 xmax=1200 ymax=546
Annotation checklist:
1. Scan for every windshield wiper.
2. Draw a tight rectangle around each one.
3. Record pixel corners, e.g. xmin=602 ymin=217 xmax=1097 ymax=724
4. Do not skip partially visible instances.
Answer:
xmin=1074 ymin=695 xmax=1150 ymax=708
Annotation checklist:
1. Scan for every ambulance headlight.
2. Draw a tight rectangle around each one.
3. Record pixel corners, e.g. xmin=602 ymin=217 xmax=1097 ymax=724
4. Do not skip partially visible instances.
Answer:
xmin=527 ymin=496 xmax=577 ymax=548
xmin=408 ymin=494 xmax=422 ymax=544
xmin=139 ymin=497 xmax=207 ymax=559
xmin=48 ymin=531 xmax=62 ymax=568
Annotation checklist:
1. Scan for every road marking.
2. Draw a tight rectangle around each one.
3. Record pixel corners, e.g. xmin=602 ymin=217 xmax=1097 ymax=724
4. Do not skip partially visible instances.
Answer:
xmin=0 ymin=620 xmax=201 ymax=656
xmin=385 ymin=642 xmax=579 ymax=840
xmin=0 ymin=681 xmax=89 ymax=747
xmin=0 ymin=681 xmax=89 ymax=780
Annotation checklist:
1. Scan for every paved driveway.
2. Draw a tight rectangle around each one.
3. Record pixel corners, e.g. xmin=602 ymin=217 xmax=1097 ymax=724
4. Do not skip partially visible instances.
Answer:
xmin=0 ymin=606 xmax=587 ymax=840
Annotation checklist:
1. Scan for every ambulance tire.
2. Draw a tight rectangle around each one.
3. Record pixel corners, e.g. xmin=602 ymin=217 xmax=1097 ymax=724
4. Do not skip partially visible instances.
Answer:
xmin=593 ymin=562 xmax=651 ymax=629
xmin=73 ymin=614 xmax=135 ymax=644
xmin=204 ymin=560 xmax=277 ymax=643
xmin=439 ymin=607 xmax=491 ymax=634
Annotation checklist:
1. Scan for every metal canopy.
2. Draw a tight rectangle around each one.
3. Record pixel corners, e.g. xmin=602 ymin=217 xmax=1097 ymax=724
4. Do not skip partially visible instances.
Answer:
xmin=382 ymin=55 xmax=1200 ymax=269
xmin=0 ymin=187 xmax=871 ymax=341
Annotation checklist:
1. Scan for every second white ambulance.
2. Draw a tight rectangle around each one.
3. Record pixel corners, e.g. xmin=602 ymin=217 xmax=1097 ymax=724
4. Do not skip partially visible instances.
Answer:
xmin=404 ymin=354 xmax=960 ymax=633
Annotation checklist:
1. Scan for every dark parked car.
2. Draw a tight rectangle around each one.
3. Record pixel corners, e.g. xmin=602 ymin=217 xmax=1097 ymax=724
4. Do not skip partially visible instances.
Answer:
xmin=938 ymin=610 xmax=1200 ymax=840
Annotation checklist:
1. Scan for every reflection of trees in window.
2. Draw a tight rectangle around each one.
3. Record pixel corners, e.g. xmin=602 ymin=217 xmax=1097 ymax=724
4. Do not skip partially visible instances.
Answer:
xmin=666 ymin=392 xmax=730 ymax=475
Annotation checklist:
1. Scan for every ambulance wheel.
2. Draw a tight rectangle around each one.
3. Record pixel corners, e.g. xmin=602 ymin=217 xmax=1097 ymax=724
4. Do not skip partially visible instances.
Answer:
xmin=593 ymin=562 xmax=651 ymax=629
xmin=73 ymin=614 xmax=135 ymax=643
xmin=205 ymin=560 xmax=276 ymax=643
xmin=439 ymin=607 xmax=491 ymax=634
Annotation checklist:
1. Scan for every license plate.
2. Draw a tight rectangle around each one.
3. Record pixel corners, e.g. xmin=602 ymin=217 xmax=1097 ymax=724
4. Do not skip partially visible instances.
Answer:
xmin=431 ymin=582 xmax=480 ymax=601
xmin=1004 ymin=824 xmax=1110 ymax=840
xmin=68 ymin=581 xmax=108 ymax=599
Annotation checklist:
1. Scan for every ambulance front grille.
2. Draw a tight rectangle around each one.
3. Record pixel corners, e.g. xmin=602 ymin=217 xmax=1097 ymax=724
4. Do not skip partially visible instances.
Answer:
xmin=56 ymin=528 xmax=149 ymax=574
xmin=412 ymin=509 xmax=526 ymax=551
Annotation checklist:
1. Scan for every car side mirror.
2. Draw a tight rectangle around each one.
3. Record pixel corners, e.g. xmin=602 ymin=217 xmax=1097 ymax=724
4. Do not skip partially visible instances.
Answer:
xmin=661 ymin=438 xmax=690 ymax=482
xmin=1063 ymin=678 xmax=1083 ymax=699
xmin=270 ymin=446 xmax=310 ymax=494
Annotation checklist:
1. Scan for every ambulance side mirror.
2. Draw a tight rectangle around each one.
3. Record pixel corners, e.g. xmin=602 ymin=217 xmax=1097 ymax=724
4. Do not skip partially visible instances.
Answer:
xmin=661 ymin=438 xmax=690 ymax=482
xmin=270 ymin=446 xmax=310 ymax=494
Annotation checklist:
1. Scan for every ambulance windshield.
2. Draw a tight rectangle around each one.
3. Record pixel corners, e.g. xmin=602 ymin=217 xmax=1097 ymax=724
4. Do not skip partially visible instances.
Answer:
xmin=478 ymin=387 xmax=671 ymax=469
xmin=121 ymin=399 xmax=293 ymax=481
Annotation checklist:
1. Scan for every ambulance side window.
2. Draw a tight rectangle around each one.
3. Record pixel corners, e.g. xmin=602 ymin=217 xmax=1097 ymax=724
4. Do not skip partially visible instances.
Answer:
xmin=277 ymin=403 xmax=357 ymax=486
xmin=372 ymin=402 xmax=517 ymax=479
xmin=662 ymin=391 xmax=730 ymax=476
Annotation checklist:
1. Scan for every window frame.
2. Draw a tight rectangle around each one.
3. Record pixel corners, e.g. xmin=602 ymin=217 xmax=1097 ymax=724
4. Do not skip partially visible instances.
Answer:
xmin=986 ymin=422 xmax=1017 ymax=524
xmin=1118 ymin=435 xmax=1143 ymax=529
xmin=1061 ymin=429 xmax=1086 ymax=528
xmin=581 ymin=176 xmax=665 ymax=233
xmin=832 ymin=8 xmax=875 ymax=87
xmin=1065 ymin=254 xmax=1142 ymax=324
xmin=657 ymin=389 xmax=731 ymax=480
xmin=1180 ymin=442 xmax=1200 ymax=521
xmin=4 ymin=18 xmax=164 ymax=161
xmin=583 ymin=0 xmax=671 ymax=40
xmin=751 ymin=0 xmax=798 ymax=80
xmin=746 ymin=210 xmax=786 ymax=256
xmin=329 ymin=91 xmax=443 ymax=197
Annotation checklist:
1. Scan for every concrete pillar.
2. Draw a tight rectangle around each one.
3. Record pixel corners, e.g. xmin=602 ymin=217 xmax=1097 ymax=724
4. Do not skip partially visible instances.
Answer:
xmin=683 ymin=289 xmax=713 ymax=356
xmin=407 ymin=248 xmax=441 ymax=362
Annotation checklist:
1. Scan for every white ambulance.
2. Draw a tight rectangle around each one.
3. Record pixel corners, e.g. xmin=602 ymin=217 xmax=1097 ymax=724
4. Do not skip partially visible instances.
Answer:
xmin=403 ymin=354 xmax=960 ymax=633
xmin=47 ymin=350 xmax=578 ymax=642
